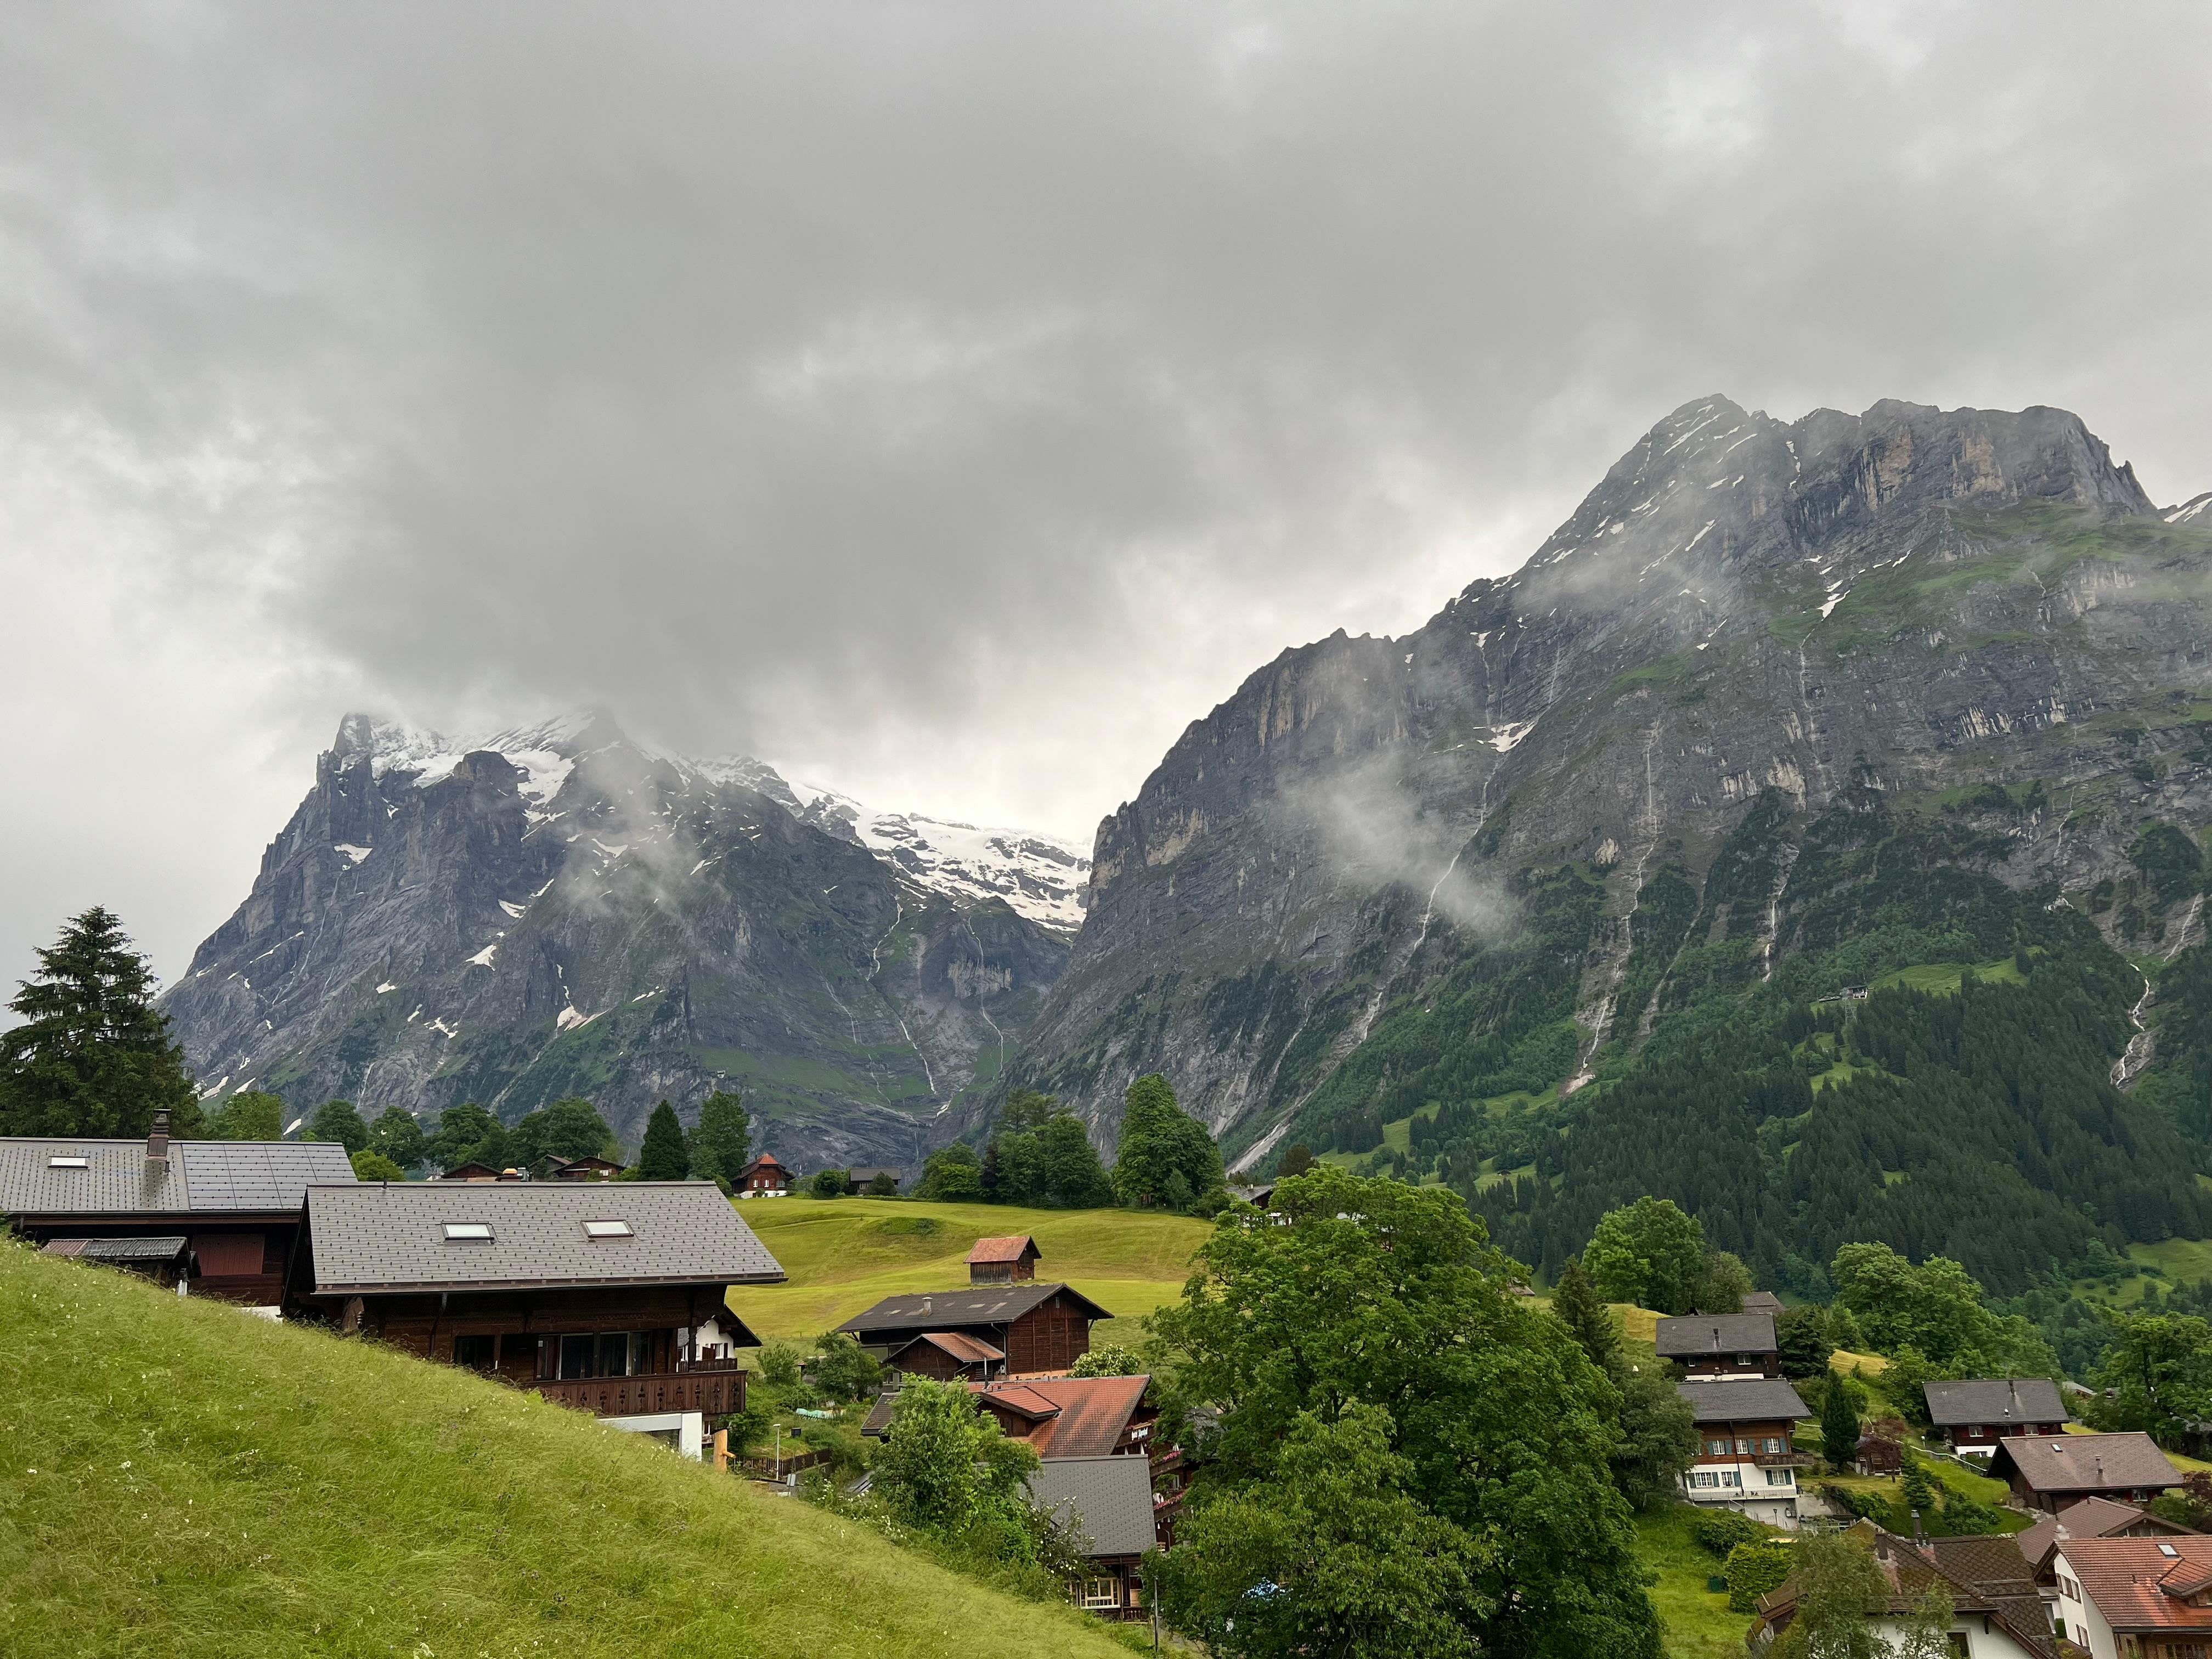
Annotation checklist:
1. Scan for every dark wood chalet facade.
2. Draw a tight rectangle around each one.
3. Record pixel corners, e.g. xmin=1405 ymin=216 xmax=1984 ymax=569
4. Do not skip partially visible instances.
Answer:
xmin=296 ymin=1180 xmax=785 ymax=1427
xmin=1675 ymin=1377 xmax=1812 ymax=1528
xmin=837 ymin=1282 xmax=1110 ymax=1375
xmin=733 ymin=1154 xmax=793 ymax=1198
xmin=1 ymin=1115 xmax=356 ymax=1306
xmin=1655 ymin=1312 xmax=1781 ymax=1379
xmin=1922 ymin=1378 xmax=2072 ymax=1455
xmin=967 ymin=1234 xmax=1041 ymax=1284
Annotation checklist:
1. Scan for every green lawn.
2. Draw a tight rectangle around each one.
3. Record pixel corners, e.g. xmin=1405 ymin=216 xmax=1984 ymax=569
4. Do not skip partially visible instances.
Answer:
xmin=1868 ymin=958 xmax=2026 ymax=995
xmin=1635 ymin=1506 xmax=1759 ymax=1659
xmin=0 ymin=1239 xmax=1137 ymax=1659
xmin=726 ymin=1197 xmax=1211 ymax=1342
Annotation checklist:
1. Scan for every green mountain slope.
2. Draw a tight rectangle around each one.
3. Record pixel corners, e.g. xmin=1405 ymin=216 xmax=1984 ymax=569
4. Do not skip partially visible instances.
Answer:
xmin=0 ymin=1240 xmax=1131 ymax=1659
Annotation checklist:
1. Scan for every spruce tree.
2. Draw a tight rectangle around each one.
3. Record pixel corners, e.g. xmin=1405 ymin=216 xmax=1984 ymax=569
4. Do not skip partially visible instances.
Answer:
xmin=1550 ymin=1256 xmax=1621 ymax=1372
xmin=1820 ymin=1372 xmax=1861 ymax=1471
xmin=0 ymin=905 xmax=202 ymax=1138
xmin=690 ymin=1090 xmax=750 ymax=1184
xmin=637 ymin=1099 xmax=690 ymax=1180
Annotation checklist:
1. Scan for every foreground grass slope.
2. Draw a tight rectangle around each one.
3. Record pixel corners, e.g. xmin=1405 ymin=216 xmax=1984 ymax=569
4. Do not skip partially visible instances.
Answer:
xmin=726 ymin=1197 xmax=1211 ymax=1339
xmin=0 ymin=1242 xmax=1133 ymax=1659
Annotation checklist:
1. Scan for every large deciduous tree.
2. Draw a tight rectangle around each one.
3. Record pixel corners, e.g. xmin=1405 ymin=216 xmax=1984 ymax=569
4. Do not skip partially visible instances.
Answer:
xmin=2088 ymin=1313 xmax=2212 ymax=1452
xmin=208 ymin=1090 xmax=286 ymax=1142
xmin=510 ymin=1097 xmax=614 ymax=1166
xmin=1584 ymin=1197 xmax=1707 ymax=1314
xmin=367 ymin=1106 xmax=428 ymax=1171
xmin=1 ymin=906 xmax=202 ymax=1138
xmin=1149 ymin=1403 xmax=1495 ymax=1658
xmin=1111 ymin=1074 xmax=1224 ymax=1212
xmin=308 ymin=1099 xmax=370 ymax=1154
xmin=1827 ymin=1242 xmax=2056 ymax=1376
xmin=1151 ymin=1167 xmax=1662 ymax=1658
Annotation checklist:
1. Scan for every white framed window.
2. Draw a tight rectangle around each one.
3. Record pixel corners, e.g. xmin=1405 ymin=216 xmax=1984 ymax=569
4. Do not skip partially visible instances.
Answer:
xmin=582 ymin=1220 xmax=634 ymax=1238
xmin=443 ymin=1222 xmax=493 ymax=1242
xmin=1691 ymin=1471 xmax=1719 ymax=1488
xmin=1075 ymin=1578 xmax=1120 ymax=1609
xmin=1722 ymin=1471 xmax=1742 ymax=1488
xmin=1763 ymin=1437 xmax=1784 ymax=1454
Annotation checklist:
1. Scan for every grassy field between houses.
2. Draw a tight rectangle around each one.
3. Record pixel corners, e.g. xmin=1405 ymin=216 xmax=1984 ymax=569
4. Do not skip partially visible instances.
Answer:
xmin=0 ymin=1239 xmax=1138 ymax=1659
xmin=723 ymin=1197 xmax=1212 ymax=1343
xmin=1636 ymin=1506 xmax=1762 ymax=1659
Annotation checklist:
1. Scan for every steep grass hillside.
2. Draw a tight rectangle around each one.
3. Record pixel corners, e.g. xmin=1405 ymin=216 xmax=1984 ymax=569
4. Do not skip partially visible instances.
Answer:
xmin=724 ymin=1197 xmax=1211 ymax=1340
xmin=0 ymin=1240 xmax=1135 ymax=1659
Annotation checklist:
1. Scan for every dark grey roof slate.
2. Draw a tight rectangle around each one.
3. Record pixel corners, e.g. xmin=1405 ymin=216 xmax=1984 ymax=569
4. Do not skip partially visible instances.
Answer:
xmin=0 ymin=1136 xmax=354 ymax=1217
xmin=1026 ymin=1455 xmax=1158 ymax=1559
xmin=1923 ymin=1378 xmax=2070 ymax=1428
xmin=304 ymin=1180 xmax=786 ymax=1294
xmin=1675 ymin=1378 xmax=1809 ymax=1422
xmin=835 ymin=1282 xmax=1113 ymax=1336
xmin=44 ymin=1234 xmax=190 ymax=1261
xmin=1654 ymin=1312 xmax=1779 ymax=1356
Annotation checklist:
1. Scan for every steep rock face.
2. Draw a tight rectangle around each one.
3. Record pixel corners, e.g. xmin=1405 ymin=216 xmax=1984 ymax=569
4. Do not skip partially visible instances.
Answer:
xmin=162 ymin=714 xmax=1080 ymax=1166
xmin=1013 ymin=397 xmax=2212 ymax=1164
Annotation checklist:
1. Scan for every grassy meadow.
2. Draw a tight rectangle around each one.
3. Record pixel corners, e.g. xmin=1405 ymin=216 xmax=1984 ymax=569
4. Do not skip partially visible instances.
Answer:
xmin=0 ymin=1239 xmax=1138 ymax=1659
xmin=723 ymin=1195 xmax=1212 ymax=1343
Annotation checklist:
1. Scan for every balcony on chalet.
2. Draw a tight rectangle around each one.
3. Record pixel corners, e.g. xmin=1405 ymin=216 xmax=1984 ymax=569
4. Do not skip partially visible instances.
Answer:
xmin=531 ymin=1356 xmax=748 ymax=1419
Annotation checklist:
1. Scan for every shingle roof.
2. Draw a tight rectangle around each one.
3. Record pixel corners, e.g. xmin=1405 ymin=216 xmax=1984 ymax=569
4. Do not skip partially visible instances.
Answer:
xmin=2058 ymin=1536 xmax=2212 ymax=1634
xmin=303 ymin=1181 xmax=786 ymax=1294
xmin=1028 ymin=1455 xmax=1158 ymax=1559
xmin=1923 ymin=1378 xmax=2070 ymax=1429
xmin=1654 ymin=1312 xmax=1779 ymax=1357
xmin=1755 ymin=1523 xmax=2059 ymax=1658
xmin=1999 ymin=1432 xmax=2179 ymax=1495
xmin=975 ymin=1374 xmax=1150 ymax=1459
xmin=887 ymin=1330 xmax=1005 ymax=1365
xmin=1675 ymin=1378 xmax=1808 ymax=1423
xmin=835 ymin=1282 xmax=1112 ymax=1337
xmin=0 ymin=1136 xmax=355 ymax=1218
xmin=2018 ymin=1497 xmax=2196 ymax=1575
xmin=42 ymin=1234 xmax=190 ymax=1262
xmin=967 ymin=1234 xmax=1038 ymax=1265
xmin=1741 ymin=1290 xmax=1785 ymax=1314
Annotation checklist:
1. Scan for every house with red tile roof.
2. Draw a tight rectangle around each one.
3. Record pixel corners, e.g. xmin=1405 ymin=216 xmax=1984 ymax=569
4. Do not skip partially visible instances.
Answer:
xmin=1751 ymin=1522 xmax=2058 ymax=1657
xmin=966 ymin=1234 xmax=1040 ymax=1284
xmin=2052 ymin=1534 xmax=2212 ymax=1657
xmin=2015 ymin=1497 xmax=2199 ymax=1623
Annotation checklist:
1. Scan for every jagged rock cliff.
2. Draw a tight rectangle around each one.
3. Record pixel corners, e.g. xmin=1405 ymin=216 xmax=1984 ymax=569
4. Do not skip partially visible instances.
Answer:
xmin=1011 ymin=397 xmax=2212 ymax=1166
xmin=160 ymin=713 xmax=1084 ymax=1166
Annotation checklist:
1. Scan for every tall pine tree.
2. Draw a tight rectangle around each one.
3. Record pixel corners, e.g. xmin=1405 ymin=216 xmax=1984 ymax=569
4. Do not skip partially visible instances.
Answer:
xmin=689 ymin=1090 xmax=750 ymax=1186
xmin=1 ymin=906 xmax=201 ymax=1138
xmin=637 ymin=1100 xmax=690 ymax=1180
xmin=1820 ymin=1375 xmax=1861 ymax=1472
xmin=1550 ymin=1256 xmax=1621 ymax=1372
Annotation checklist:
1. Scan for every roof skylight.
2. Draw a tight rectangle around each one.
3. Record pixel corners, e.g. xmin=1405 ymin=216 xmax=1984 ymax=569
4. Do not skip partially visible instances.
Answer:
xmin=443 ymin=1222 xmax=494 ymax=1242
xmin=48 ymin=1156 xmax=89 ymax=1169
xmin=583 ymin=1219 xmax=634 ymax=1238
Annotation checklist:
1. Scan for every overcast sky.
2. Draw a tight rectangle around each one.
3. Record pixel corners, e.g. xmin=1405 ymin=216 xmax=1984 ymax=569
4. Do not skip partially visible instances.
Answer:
xmin=2 ymin=1 xmax=2208 ymax=990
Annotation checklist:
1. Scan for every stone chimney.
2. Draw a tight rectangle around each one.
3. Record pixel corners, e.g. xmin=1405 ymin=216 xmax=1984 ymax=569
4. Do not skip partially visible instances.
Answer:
xmin=145 ymin=1109 xmax=171 ymax=1170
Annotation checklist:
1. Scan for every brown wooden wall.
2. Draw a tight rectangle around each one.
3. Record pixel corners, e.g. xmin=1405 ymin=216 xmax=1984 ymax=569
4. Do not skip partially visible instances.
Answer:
xmin=356 ymin=1284 xmax=710 ymax=1369
xmin=1005 ymin=1291 xmax=1093 ymax=1374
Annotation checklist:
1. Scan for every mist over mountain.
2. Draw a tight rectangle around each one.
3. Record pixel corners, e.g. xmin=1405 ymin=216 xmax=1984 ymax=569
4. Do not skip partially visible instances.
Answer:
xmin=159 ymin=712 xmax=1086 ymax=1166
xmin=1008 ymin=396 xmax=2212 ymax=1184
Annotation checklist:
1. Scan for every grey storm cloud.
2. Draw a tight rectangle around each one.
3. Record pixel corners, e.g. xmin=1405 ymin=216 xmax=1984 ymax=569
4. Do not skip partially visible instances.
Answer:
xmin=2 ymin=1 xmax=2209 ymax=986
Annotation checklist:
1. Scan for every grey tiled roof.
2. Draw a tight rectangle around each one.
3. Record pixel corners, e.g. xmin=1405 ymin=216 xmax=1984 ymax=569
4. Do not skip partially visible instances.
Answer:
xmin=1654 ymin=1312 xmax=1779 ymax=1356
xmin=1923 ymin=1378 xmax=2070 ymax=1428
xmin=0 ymin=1136 xmax=355 ymax=1218
xmin=1027 ymin=1455 xmax=1159 ymax=1559
xmin=304 ymin=1180 xmax=786 ymax=1294
xmin=1676 ymin=1378 xmax=1809 ymax=1422
xmin=836 ymin=1281 xmax=1113 ymax=1336
xmin=43 ymin=1234 xmax=190 ymax=1261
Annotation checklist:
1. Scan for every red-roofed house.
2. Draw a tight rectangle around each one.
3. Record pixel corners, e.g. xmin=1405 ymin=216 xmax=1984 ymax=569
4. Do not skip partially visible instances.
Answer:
xmin=2053 ymin=1534 xmax=2212 ymax=1657
xmin=972 ymin=1373 xmax=1156 ymax=1459
xmin=967 ymin=1234 xmax=1040 ymax=1284
xmin=733 ymin=1154 xmax=792 ymax=1199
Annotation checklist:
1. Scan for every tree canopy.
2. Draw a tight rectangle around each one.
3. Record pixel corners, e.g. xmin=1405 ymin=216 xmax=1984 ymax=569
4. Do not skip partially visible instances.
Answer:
xmin=427 ymin=1103 xmax=504 ymax=1171
xmin=2086 ymin=1312 xmax=2212 ymax=1453
xmin=308 ymin=1099 xmax=370 ymax=1155
xmin=689 ymin=1090 xmax=749 ymax=1186
xmin=914 ymin=1141 xmax=984 ymax=1202
xmin=1 ymin=906 xmax=202 ymax=1138
xmin=1584 ymin=1197 xmax=1707 ymax=1313
xmin=637 ymin=1101 xmax=688 ymax=1180
xmin=1150 ymin=1167 xmax=1661 ymax=1657
xmin=1828 ymin=1242 xmax=2055 ymax=1376
xmin=510 ymin=1098 xmax=614 ymax=1166
xmin=367 ymin=1107 xmax=428 ymax=1171
xmin=208 ymin=1090 xmax=285 ymax=1142
xmin=1111 ymin=1074 xmax=1223 ymax=1212
xmin=983 ymin=1091 xmax=1113 ymax=1207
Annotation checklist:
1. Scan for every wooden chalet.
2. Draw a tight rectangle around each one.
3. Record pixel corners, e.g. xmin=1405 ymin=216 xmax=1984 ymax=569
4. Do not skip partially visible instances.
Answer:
xmin=1 ymin=1114 xmax=357 ymax=1307
xmin=536 ymin=1154 xmax=624 ymax=1181
xmin=437 ymin=1160 xmax=520 ymax=1182
xmin=1923 ymin=1378 xmax=2072 ymax=1457
xmin=2053 ymin=1534 xmax=2212 ymax=1657
xmin=1994 ymin=1431 xmax=2182 ymax=1515
xmin=836 ymin=1280 xmax=1110 ymax=1374
xmin=733 ymin=1154 xmax=793 ymax=1198
xmin=863 ymin=1372 xmax=1171 ymax=1619
xmin=967 ymin=1233 xmax=1040 ymax=1284
xmin=847 ymin=1166 xmax=902 ymax=1194
xmin=1853 ymin=1417 xmax=1909 ymax=1476
xmin=296 ymin=1179 xmax=785 ymax=1454
xmin=884 ymin=1330 xmax=1006 ymax=1381
xmin=1655 ymin=1311 xmax=1781 ymax=1379
xmin=1752 ymin=1522 xmax=2058 ymax=1657
xmin=40 ymin=1233 xmax=196 ymax=1290
xmin=1676 ymin=1376 xmax=1811 ymax=1527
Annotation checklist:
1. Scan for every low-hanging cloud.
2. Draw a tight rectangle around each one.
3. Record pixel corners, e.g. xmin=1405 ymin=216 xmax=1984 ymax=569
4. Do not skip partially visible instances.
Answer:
xmin=1287 ymin=753 xmax=1514 ymax=939
xmin=3 ymin=2 xmax=2210 ymax=986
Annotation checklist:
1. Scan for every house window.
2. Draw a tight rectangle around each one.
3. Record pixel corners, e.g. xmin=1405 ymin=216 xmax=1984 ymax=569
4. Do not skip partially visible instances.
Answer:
xmin=454 ymin=1334 xmax=496 ymax=1370
xmin=1075 ymin=1578 xmax=1120 ymax=1610
xmin=1765 ymin=1468 xmax=1794 ymax=1487
xmin=1721 ymin=1472 xmax=1741 ymax=1488
xmin=597 ymin=1332 xmax=633 ymax=1378
xmin=443 ymin=1222 xmax=493 ymax=1242
xmin=1763 ymin=1437 xmax=1784 ymax=1454
xmin=1691 ymin=1471 xmax=1719 ymax=1488
xmin=582 ymin=1220 xmax=633 ymax=1238
xmin=631 ymin=1331 xmax=655 ymax=1374
xmin=559 ymin=1333 xmax=595 ymax=1379
xmin=1706 ymin=1438 xmax=1731 ymax=1456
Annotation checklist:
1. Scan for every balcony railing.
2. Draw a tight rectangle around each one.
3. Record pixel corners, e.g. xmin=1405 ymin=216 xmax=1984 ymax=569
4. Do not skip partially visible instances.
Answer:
xmin=532 ymin=1360 xmax=746 ymax=1419
xmin=1753 ymin=1452 xmax=1817 ymax=1468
